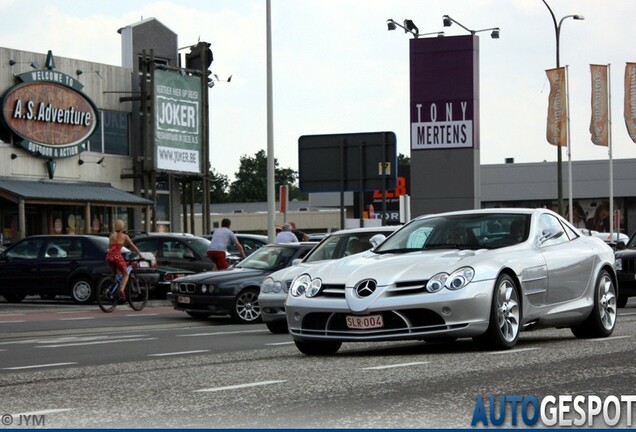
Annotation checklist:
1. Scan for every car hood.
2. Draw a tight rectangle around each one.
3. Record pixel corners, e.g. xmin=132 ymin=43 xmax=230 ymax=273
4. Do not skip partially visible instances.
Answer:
xmin=176 ymin=267 xmax=267 ymax=284
xmin=305 ymin=249 xmax=495 ymax=286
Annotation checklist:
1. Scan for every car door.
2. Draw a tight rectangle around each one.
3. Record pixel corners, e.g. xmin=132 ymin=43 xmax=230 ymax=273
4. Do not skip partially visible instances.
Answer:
xmin=37 ymin=237 xmax=76 ymax=294
xmin=159 ymin=239 xmax=204 ymax=272
xmin=538 ymin=213 xmax=595 ymax=304
xmin=0 ymin=237 xmax=45 ymax=292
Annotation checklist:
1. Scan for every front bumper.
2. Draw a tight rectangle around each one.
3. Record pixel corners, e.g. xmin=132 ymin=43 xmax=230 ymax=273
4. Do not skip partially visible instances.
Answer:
xmin=286 ymin=279 xmax=494 ymax=342
xmin=166 ymin=292 xmax=234 ymax=315
xmin=259 ymin=291 xmax=287 ymax=323
xmin=616 ymin=272 xmax=636 ymax=296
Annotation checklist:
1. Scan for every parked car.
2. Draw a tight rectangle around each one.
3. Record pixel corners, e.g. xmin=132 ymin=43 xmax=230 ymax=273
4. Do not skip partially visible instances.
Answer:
xmin=202 ymin=233 xmax=269 ymax=265
xmin=153 ymin=266 xmax=195 ymax=299
xmin=0 ymin=235 xmax=158 ymax=304
xmin=613 ymin=231 xmax=636 ymax=307
xmin=578 ymin=228 xmax=629 ymax=249
xmin=285 ymin=208 xmax=618 ymax=355
xmin=260 ymin=226 xmax=398 ymax=333
xmin=133 ymin=234 xmax=215 ymax=273
xmin=168 ymin=242 xmax=316 ymax=323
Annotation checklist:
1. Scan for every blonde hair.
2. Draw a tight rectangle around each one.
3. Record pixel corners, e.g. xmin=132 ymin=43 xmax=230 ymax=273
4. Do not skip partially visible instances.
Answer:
xmin=114 ymin=219 xmax=125 ymax=232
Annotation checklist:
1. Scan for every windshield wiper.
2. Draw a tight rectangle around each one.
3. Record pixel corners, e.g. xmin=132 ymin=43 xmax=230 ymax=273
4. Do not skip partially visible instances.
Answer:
xmin=422 ymin=243 xmax=461 ymax=250
xmin=374 ymin=248 xmax=420 ymax=254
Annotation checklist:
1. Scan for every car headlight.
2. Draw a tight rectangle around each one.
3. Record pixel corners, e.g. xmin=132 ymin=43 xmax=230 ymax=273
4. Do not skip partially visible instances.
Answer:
xmin=261 ymin=277 xmax=275 ymax=293
xmin=426 ymin=273 xmax=448 ymax=293
xmin=306 ymin=278 xmax=322 ymax=298
xmin=615 ymin=258 xmax=623 ymax=271
xmin=200 ymin=284 xmax=215 ymax=294
xmin=447 ymin=267 xmax=475 ymax=290
xmin=290 ymin=274 xmax=311 ymax=297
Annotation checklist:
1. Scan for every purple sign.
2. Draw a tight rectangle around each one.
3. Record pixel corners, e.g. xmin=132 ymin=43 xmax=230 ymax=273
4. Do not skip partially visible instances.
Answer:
xmin=409 ymin=35 xmax=479 ymax=150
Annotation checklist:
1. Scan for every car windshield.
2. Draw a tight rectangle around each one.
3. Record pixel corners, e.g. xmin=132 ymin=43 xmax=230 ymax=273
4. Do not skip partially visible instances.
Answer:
xmin=374 ymin=213 xmax=531 ymax=253
xmin=238 ymin=245 xmax=298 ymax=270
xmin=181 ymin=237 xmax=210 ymax=256
xmin=304 ymin=231 xmax=385 ymax=262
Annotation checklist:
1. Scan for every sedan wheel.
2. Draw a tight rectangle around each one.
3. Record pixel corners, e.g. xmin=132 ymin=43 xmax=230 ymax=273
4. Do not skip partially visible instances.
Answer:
xmin=231 ymin=288 xmax=261 ymax=324
xmin=572 ymin=270 xmax=617 ymax=338
xmin=294 ymin=340 xmax=342 ymax=356
xmin=71 ymin=277 xmax=95 ymax=305
xmin=474 ymin=274 xmax=520 ymax=350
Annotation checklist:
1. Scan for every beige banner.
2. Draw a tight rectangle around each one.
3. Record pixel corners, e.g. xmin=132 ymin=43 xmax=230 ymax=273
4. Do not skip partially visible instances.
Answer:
xmin=625 ymin=63 xmax=636 ymax=143
xmin=590 ymin=64 xmax=609 ymax=147
xmin=546 ymin=67 xmax=567 ymax=146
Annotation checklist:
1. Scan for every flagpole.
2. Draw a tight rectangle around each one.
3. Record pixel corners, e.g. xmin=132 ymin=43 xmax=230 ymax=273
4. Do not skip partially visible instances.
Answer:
xmin=566 ymin=65 xmax=573 ymax=223
xmin=608 ymin=63 xmax=614 ymax=239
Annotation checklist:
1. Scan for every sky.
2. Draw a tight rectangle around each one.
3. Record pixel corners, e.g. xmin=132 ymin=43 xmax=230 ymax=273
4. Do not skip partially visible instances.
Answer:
xmin=2 ymin=0 xmax=635 ymax=182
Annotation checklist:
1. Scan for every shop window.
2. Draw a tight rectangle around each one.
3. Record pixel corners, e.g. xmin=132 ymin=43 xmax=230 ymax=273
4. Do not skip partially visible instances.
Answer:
xmin=89 ymin=110 xmax=130 ymax=156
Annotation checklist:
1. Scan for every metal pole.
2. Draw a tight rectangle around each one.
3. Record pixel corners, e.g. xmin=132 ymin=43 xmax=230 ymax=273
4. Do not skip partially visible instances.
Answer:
xmin=608 ymin=63 xmax=614 ymax=238
xmin=266 ymin=0 xmax=276 ymax=243
xmin=566 ymin=65 xmax=573 ymax=223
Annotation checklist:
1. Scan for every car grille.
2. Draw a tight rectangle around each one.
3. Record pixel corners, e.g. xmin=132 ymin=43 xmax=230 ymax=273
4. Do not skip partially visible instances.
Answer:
xmin=313 ymin=281 xmax=429 ymax=298
xmin=620 ymin=258 xmax=636 ymax=273
xmin=173 ymin=283 xmax=197 ymax=294
xmin=296 ymin=309 xmax=452 ymax=338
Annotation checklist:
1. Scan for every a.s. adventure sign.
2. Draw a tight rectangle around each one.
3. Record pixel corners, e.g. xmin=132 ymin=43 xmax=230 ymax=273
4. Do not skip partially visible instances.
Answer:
xmin=0 ymin=52 xmax=99 ymax=159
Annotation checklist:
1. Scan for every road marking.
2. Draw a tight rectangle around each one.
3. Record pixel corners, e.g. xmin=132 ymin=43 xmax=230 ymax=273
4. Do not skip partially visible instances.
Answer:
xmin=620 ymin=312 xmax=636 ymax=316
xmin=12 ymin=408 xmax=73 ymax=416
xmin=361 ymin=361 xmax=430 ymax=370
xmin=195 ymin=380 xmax=287 ymax=393
xmin=125 ymin=313 xmax=159 ymax=317
xmin=178 ymin=329 xmax=269 ymax=337
xmin=149 ymin=350 xmax=210 ymax=357
xmin=0 ymin=320 xmax=26 ymax=324
xmin=59 ymin=317 xmax=95 ymax=321
xmin=3 ymin=362 xmax=77 ymax=370
xmin=486 ymin=347 xmax=540 ymax=355
xmin=41 ymin=334 xmax=147 ymax=344
xmin=265 ymin=341 xmax=295 ymax=346
xmin=0 ymin=313 xmax=25 ymax=317
xmin=36 ymin=337 xmax=156 ymax=348
xmin=585 ymin=335 xmax=631 ymax=342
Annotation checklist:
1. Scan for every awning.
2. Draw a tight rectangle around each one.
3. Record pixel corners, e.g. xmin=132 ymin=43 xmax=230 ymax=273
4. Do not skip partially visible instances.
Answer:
xmin=0 ymin=177 xmax=153 ymax=207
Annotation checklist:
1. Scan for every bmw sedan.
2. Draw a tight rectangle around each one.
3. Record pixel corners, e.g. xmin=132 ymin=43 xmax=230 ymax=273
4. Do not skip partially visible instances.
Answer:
xmin=286 ymin=208 xmax=618 ymax=355
xmin=168 ymin=242 xmax=316 ymax=323
xmin=0 ymin=235 xmax=158 ymax=304
xmin=260 ymin=226 xmax=398 ymax=334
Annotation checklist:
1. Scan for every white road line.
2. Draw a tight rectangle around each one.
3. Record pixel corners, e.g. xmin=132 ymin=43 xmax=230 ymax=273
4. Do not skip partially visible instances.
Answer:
xmin=149 ymin=350 xmax=210 ymax=357
xmin=124 ymin=313 xmax=159 ymax=317
xmin=12 ymin=408 xmax=73 ymax=416
xmin=36 ymin=337 xmax=156 ymax=348
xmin=0 ymin=320 xmax=26 ymax=324
xmin=620 ymin=312 xmax=636 ymax=316
xmin=3 ymin=362 xmax=77 ymax=370
xmin=265 ymin=341 xmax=295 ymax=346
xmin=585 ymin=335 xmax=631 ymax=342
xmin=0 ymin=313 xmax=25 ymax=317
xmin=195 ymin=380 xmax=287 ymax=393
xmin=59 ymin=317 xmax=95 ymax=321
xmin=486 ymin=347 xmax=540 ymax=355
xmin=178 ymin=329 xmax=269 ymax=337
xmin=56 ymin=310 xmax=94 ymax=314
xmin=361 ymin=361 xmax=430 ymax=370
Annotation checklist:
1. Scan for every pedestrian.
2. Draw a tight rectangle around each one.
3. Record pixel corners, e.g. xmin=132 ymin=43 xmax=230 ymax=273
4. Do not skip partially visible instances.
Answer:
xmin=105 ymin=219 xmax=141 ymax=299
xmin=207 ymin=218 xmax=245 ymax=270
xmin=290 ymin=221 xmax=309 ymax=241
xmin=276 ymin=222 xmax=299 ymax=244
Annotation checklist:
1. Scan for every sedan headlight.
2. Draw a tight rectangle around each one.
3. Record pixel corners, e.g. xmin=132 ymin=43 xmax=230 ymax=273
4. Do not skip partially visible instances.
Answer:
xmin=426 ymin=267 xmax=475 ymax=292
xmin=200 ymin=284 xmax=215 ymax=294
xmin=306 ymin=278 xmax=322 ymax=298
xmin=290 ymin=274 xmax=311 ymax=297
xmin=615 ymin=258 xmax=623 ymax=271
xmin=261 ymin=277 xmax=275 ymax=293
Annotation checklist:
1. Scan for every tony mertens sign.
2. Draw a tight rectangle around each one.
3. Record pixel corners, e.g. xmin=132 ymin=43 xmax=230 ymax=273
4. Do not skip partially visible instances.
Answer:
xmin=154 ymin=69 xmax=202 ymax=174
xmin=411 ymin=100 xmax=473 ymax=150
xmin=1 ymin=70 xmax=98 ymax=158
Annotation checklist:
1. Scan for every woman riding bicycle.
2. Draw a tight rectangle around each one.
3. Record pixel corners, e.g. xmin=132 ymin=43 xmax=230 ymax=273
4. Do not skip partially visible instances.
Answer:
xmin=105 ymin=219 xmax=141 ymax=299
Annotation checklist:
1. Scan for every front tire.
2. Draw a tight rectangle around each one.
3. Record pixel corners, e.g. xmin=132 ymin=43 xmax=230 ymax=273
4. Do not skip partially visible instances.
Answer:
xmin=294 ymin=340 xmax=342 ymax=355
xmin=97 ymin=276 xmax=118 ymax=313
xmin=473 ymin=274 xmax=520 ymax=350
xmin=571 ymin=269 xmax=617 ymax=338
xmin=231 ymin=288 xmax=261 ymax=324
xmin=71 ymin=277 xmax=95 ymax=305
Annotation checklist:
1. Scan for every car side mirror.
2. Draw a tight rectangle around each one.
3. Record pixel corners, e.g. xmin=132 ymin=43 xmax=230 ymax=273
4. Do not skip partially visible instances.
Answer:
xmin=616 ymin=241 xmax=626 ymax=250
xmin=370 ymin=234 xmax=386 ymax=248
xmin=539 ymin=227 xmax=564 ymax=244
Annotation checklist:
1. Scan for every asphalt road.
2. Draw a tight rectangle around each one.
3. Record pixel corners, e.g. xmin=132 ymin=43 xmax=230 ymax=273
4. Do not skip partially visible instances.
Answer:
xmin=0 ymin=298 xmax=635 ymax=428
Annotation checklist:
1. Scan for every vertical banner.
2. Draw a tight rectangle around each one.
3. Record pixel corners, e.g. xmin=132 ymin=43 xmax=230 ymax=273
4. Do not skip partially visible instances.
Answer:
xmin=590 ymin=64 xmax=609 ymax=147
xmin=546 ymin=67 xmax=567 ymax=146
xmin=154 ymin=69 xmax=203 ymax=174
xmin=624 ymin=62 xmax=636 ymax=143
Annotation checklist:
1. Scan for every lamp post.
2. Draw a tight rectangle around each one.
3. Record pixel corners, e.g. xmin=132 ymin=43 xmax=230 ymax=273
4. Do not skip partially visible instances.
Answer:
xmin=386 ymin=19 xmax=444 ymax=38
xmin=541 ymin=0 xmax=584 ymax=216
xmin=442 ymin=15 xmax=500 ymax=38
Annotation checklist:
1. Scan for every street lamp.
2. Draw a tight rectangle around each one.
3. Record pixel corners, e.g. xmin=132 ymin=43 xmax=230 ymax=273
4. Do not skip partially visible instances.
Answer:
xmin=541 ymin=0 xmax=584 ymax=216
xmin=386 ymin=19 xmax=444 ymax=38
xmin=442 ymin=15 xmax=500 ymax=38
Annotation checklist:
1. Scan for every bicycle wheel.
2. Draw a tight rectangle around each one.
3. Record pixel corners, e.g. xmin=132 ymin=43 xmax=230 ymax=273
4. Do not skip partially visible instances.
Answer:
xmin=127 ymin=274 xmax=148 ymax=311
xmin=97 ymin=276 xmax=118 ymax=313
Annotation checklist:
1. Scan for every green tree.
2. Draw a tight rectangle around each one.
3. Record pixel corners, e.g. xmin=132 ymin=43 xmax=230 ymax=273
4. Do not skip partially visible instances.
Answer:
xmin=189 ymin=168 xmax=230 ymax=203
xmin=229 ymin=150 xmax=299 ymax=202
xmin=398 ymin=153 xmax=410 ymax=166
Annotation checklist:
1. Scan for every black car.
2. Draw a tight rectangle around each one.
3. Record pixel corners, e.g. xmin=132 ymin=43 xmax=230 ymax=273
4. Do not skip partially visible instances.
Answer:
xmin=167 ymin=242 xmax=316 ymax=323
xmin=202 ymin=233 xmax=269 ymax=266
xmin=614 ymin=232 xmax=636 ymax=307
xmin=134 ymin=234 xmax=215 ymax=273
xmin=0 ymin=235 xmax=159 ymax=304
xmin=153 ymin=266 xmax=195 ymax=299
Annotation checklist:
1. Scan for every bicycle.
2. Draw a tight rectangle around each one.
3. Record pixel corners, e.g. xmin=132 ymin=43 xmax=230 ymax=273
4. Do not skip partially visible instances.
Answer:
xmin=97 ymin=255 xmax=149 ymax=313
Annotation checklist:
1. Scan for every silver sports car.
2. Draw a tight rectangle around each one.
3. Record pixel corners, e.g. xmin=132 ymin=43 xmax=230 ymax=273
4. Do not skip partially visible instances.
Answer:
xmin=286 ymin=208 xmax=618 ymax=355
